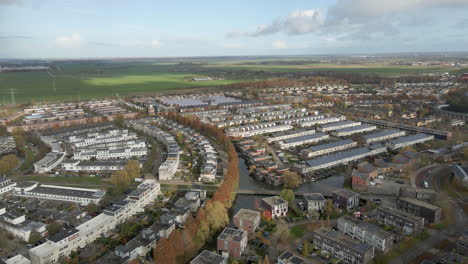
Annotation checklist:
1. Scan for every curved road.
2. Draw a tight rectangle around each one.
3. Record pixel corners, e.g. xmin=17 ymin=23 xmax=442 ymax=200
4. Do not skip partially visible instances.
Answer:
xmin=390 ymin=163 xmax=467 ymax=264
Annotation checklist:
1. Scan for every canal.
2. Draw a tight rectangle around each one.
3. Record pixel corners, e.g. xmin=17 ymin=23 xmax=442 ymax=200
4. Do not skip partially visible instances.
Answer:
xmin=232 ymin=157 xmax=344 ymax=216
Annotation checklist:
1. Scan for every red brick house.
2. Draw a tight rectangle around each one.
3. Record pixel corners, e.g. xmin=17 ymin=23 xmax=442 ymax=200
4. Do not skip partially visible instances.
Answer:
xmin=233 ymin=209 xmax=260 ymax=232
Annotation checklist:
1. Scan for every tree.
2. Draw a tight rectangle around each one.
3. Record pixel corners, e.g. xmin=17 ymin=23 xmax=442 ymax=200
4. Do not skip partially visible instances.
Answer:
xmin=124 ymin=160 xmax=141 ymax=180
xmin=0 ymin=154 xmax=19 ymax=176
xmin=324 ymin=199 xmax=334 ymax=218
xmin=280 ymin=189 xmax=295 ymax=206
xmin=153 ymin=237 xmax=176 ymax=264
xmin=283 ymin=171 xmax=301 ymax=188
xmin=46 ymin=222 xmax=63 ymax=236
xmin=111 ymin=170 xmax=131 ymax=186
xmin=28 ymin=230 xmax=42 ymax=244
xmin=84 ymin=203 xmax=99 ymax=215
xmin=205 ymin=201 xmax=229 ymax=232
xmin=302 ymin=240 xmax=309 ymax=257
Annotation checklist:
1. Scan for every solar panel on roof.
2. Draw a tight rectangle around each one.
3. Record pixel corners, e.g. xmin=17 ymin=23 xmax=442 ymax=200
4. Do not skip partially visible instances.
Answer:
xmin=282 ymin=252 xmax=293 ymax=259
xmin=291 ymin=257 xmax=303 ymax=264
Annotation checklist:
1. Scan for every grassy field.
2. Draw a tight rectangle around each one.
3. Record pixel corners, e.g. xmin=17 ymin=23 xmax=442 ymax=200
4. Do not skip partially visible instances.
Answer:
xmin=1 ymin=59 xmax=465 ymax=104
xmin=202 ymin=63 xmax=452 ymax=75
xmin=0 ymin=62 xmax=239 ymax=104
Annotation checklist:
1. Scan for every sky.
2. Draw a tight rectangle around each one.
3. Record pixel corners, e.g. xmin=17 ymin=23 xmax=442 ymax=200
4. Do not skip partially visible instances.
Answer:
xmin=1 ymin=0 xmax=468 ymax=58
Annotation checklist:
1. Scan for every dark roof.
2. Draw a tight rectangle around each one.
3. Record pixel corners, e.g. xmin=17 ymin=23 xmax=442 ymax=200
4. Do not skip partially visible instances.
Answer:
xmin=333 ymin=188 xmax=359 ymax=199
xmin=303 ymin=193 xmax=325 ymax=201
xmin=218 ymin=227 xmax=246 ymax=242
xmin=27 ymin=185 xmax=104 ymax=199
xmin=48 ymin=228 xmax=79 ymax=243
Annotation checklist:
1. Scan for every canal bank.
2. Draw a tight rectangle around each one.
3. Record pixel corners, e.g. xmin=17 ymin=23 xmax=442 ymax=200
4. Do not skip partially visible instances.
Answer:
xmin=232 ymin=156 xmax=344 ymax=216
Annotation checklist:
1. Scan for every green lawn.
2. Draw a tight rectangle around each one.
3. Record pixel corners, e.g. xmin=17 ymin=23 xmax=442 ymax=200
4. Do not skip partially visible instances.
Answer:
xmin=203 ymin=64 xmax=450 ymax=76
xmin=0 ymin=62 xmax=240 ymax=104
xmin=290 ymin=224 xmax=307 ymax=238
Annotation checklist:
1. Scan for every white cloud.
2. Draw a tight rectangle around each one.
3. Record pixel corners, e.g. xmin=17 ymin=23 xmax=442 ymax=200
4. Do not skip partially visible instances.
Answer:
xmin=272 ymin=40 xmax=288 ymax=49
xmin=226 ymin=9 xmax=323 ymax=38
xmin=55 ymin=33 xmax=83 ymax=45
xmin=151 ymin=40 xmax=162 ymax=47
xmin=284 ymin=9 xmax=324 ymax=35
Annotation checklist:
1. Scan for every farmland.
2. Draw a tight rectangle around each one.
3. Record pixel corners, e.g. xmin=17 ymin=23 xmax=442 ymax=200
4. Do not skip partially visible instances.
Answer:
xmin=0 ymin=62 xmax=240 ymax=104
xmin=0 ymin=58 xmax=465 ymax=104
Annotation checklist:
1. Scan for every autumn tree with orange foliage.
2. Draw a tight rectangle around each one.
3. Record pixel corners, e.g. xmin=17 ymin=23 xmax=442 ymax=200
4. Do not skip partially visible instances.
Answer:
xmin=153 ymin=237 xmax=176 ymax=264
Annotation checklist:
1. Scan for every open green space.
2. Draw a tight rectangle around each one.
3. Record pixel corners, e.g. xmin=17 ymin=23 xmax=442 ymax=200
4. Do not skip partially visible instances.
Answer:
xmin=0 ymin=62 xmax=239 ymax=104
xmin=203 ymin=63 xmax=451 ymax=76
xmin=1 ymin=59 xmax=464 ymax=104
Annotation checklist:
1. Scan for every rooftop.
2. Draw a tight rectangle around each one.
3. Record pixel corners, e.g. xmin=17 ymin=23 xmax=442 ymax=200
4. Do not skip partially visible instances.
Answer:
xmin=398 ymin=197 xmax=440 ymax=210
xmin=26 ymin=185 xmax=104 ymax=199
xmin=234 ymin=209 xmax=260 ymax=221
xmin=389 ymin=133 xmax=433 ymax=145
xmin=306 ymin=147 xmax=369 ymax=167
xmin=363 ymin=129 xmax=404 ymax=139
xmin=278 ymin=250 xmax=327 ymax=264
xmin=283 ymin=133 xmax=327 ymax=144
xmin=377 ymin=206 xmax=423 ymax=222
xmin=333 ymin=188 xmax=359 ymax=199
xmin=262 ymin=196 xmax=287 ymax=206
xmin=48 ymin=228 xmax=79 ymax=243
xmin=190 ymin=250 xmax=227 ymax=264
xmin=307 ymin=139 xmax=355 ymax=152
xmin=314 ymin=227 xmax=373 ymax=254
xmin=218 ymin=227 xmax=246 ymax=243
xmin=303 ymin=193 xmax=325 ymax=201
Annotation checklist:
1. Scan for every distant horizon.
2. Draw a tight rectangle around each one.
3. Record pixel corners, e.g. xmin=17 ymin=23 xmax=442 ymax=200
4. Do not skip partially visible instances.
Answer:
xmin=2 ymin=50 xmax=468 ymax=62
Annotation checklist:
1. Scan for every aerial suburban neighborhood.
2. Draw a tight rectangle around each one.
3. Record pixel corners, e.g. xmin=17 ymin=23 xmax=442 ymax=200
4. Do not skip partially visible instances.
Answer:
xmin=1 ymin=1 xmax=468 ymax=264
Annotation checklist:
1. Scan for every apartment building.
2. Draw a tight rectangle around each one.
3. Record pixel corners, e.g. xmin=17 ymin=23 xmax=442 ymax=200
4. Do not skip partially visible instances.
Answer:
xmin=262 ymin=196 xmax=288 ymax=218
xmin=399 ymin=187 xmax=436 ymax=203
xmin=61 ymin=160 xmax=127 ymax=172
xmin=301 ymin=139 xmax=357 ymax=159
xmin=277 ymin=133 xmax=329 ymax=150
xmin=313 ymin=228 xmax=374 ymax=264
xmin=33 ymin=152 xmax=66 ymax=173
xmin=0 ymin=136 xmax=16 ymax=155
xmin=317 ymin=121 xmax=361 ymax=133
xmin=126 ymin=119 xmax=180 ymax=181
xmin=296 ymin=146 xmax=385 ymax=174
xmin=396 ymin=197 xmax=442 ymax=224
xmin=376 ymin=206 xmax=424 ymax=235
xmin=303 ymin=193 xmax=326 ymax=213
xmin=217 ymin=227 xmax=248 ymax=258
xmin=233 ymin=209 xmax=261 ymax=232
xmin=363 ymin=129 xmax=406 ymax=144
xmin=298 ymin=115 xmax=346 ymax=128
xmin=190 ymin=250 xmax=227 ymax=264
xmin=0 ymin=209 xmax=46 ymax=242
xmin=337 ymin=215 xmax=394 ymax=252
xmin=0 ymin=177 xmax=16 ymax=195
xmin=13 ymin=181 xmax=105 ymax=205
xmin=332 ymin=124 xmax=377 ymax=137
xmin=225 ymin=122 xmax=293 ymax=138
xmin=332 ymin=189 xmax=360 ymax=210
xmin=29 ymin=180 xmax=160 ymax=264
xmin=277 ymin=250 xmax=327 ymax=264
xmin=386 ymin=133 xmax=435 ymax=150
xmin=267 ymin=128 xmax=315 ymax=143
